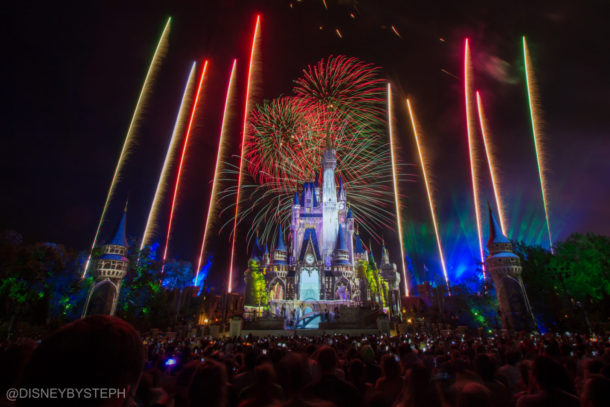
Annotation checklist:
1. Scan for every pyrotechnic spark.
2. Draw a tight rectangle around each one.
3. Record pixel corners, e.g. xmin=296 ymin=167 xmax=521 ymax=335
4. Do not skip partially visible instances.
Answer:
xmin=196 ymin=59 xmax=237 ymax=282
xmin=82 ymin=18 xmax=171 ymax=278
xmin=463 ymin=38 xmax=486 ymax=278
xmin=387 ymin=84 xmax=409 ymax=296
xmin=161 ymin=60 xmax=209 ymax=272
xmin=406 ymin=98 xmax=450 ymax=294
xmin=335 ymin=28 xmax=343 ymax=38
xmin=140 ymin=64 xmax=197 ymax=250
xmin=523 ymin=36 xmax=553 ymax=253
xmin=476 ymin=91 xmax=507 ymax=235
xmin=391 ymin=25 xmax=401 ymax=38
xmin=221 ymin=55 xmax=403 ymax=247
xmin=440 ymin=68 xmax=459 ymax=80
xmin=229 ymin=14 xmax=261 ymax=293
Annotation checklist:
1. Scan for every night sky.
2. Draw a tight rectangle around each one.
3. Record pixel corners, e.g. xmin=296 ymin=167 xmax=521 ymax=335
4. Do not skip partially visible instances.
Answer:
xmin=2 ymin=0 xmax=609 ymax=289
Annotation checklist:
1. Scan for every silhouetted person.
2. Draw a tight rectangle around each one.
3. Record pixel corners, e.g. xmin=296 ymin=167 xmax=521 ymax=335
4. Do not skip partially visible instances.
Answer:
xmin=303 ymin=346 xmax=359 ymax=407
xmin=374 ymin=355 xmax=402 ymax=405
xmin=238 ymin=363 xmax=282 ymax=407
xmin=395 ymin=363 xmax=441 ymax=407
xmin=516 ymin=356 xmax=579 ymax=407
xmin=188 ymin=360 xmax=227 ymax=407
xmin=18 ymin=315 xmax=144 ymax=407
xmin=580 ymin=375 xmax=610 ymax=407
xmin=457 ymin=382 xmax=492 ymax=407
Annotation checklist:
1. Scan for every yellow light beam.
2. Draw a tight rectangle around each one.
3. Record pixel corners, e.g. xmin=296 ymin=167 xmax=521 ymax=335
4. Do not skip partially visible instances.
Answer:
xmin=196 ymin=59 xmax=237 ymax=281
xmin=83 ymin=17 xmax=171 ymax=278
xmin=476 ymin=91 xmax=508 ymax=235
xmin=387 ymin=83 xmax=409 ymax=296
xmin=140 ymin=62 xmax=197 ymax=250
xmin=406 ymin=98 xmax=450 ymax=294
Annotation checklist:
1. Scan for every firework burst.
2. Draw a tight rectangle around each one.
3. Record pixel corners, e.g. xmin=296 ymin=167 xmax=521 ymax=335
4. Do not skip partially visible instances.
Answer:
xmin=221 ymin=55 xmax=410 ymax=248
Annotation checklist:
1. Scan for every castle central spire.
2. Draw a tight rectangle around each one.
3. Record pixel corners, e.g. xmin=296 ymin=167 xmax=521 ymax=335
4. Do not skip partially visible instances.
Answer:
xmin=322 ymin=135 xmax=338 ymax=260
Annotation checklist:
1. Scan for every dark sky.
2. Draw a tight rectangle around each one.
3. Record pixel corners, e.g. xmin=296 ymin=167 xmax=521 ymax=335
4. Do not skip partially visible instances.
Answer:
xmin=2 ymin=0 xmax=609 ymax=289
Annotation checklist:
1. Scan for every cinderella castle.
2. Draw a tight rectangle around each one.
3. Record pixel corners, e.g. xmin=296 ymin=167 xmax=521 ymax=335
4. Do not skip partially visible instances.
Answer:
xmin=244 ymin=138 xmax=401 ymax=319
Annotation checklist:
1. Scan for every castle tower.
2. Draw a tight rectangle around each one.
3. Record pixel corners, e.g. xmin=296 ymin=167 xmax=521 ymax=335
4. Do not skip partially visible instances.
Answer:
xmin=291 ymin=191 xmax=301 ymax=260
xmin=273 ymin=225 xmax=288 ymax=267
xmin=354 ymin=228 xmax=367 ymax=262
xmin=322 ymin=136 xmax=338 ymax=261
xmin=346 ymin=206 xmax=355 ymax=263
xmin=82 ymin=204 xmax=129 ymax=317
xmin=332 ymin=224 xmax=350 ymax=268
xmin=486 ymin=205 xmax=536 ymax=331
xmin=380 ymin=242 xmax=401 ymax=316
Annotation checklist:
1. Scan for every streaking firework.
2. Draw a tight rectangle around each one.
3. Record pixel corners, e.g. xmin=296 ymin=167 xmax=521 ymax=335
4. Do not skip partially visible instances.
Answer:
xmin=387 ymin=84 xmax=409 ymax=296
xmin=229 ymin=14 xmax=261 ymax=293
xmin=222 ymin=55 xmax=401 ymax=247
xmin=161 ymin=61 xmax=209 ymax=272
xmin=406 ymin=98 xmax=450 ymax=294
xmin=523 ymin=36 xmax=553 ymax=253
xmin=195 ymin=60 xmax=237 ymax=282
xmin=140 ymin=63 xmax=197 ymax=250
xmin=463 ymin=38 xmax=486 ymax=279
xmin=294 ymin=55 xmax=386 ymax=125
xmin=476 ymin=91 xmax=507 ymax=235
xmin=83 ymin=17 xmax=171 ymax=278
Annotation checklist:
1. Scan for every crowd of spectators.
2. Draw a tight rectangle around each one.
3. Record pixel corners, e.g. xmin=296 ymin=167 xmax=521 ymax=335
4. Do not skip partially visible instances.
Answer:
xmin=1 ymin=315 xmax=609 ymax=407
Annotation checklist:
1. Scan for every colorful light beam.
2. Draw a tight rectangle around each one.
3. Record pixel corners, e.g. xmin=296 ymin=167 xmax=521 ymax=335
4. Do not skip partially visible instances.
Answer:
xmin=387 ymin=83 xmax=409 ymax=296
xmin=196 ymin=59 xmax=237 ymax=281
xmin=476 ymin=91 xmax=507 ymax=235
xmin=228 ymin=14 xmax=261 ymax=293
xmin=463 ymin=38 xmax=486 ymax=279
xmin=406 ymin=98 xmax=450 ymax=293
xmin=523 ymin=36 xmax=553 ymax=254
xmin=82 ymin=18 xmax=171 ymax=278
xmin=140 ymin=64 xmax=197 ymax=251
xmin=161 ymin=60 xmax=209 ymax=272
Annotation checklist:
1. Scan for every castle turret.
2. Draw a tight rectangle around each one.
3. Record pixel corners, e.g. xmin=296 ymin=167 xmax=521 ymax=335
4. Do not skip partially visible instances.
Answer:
xmin=273 ymin=225 xmax=288 ymax=265
xmin=322 ymin=136 xmax=339 ymax=260
xmin=486 ymin=205 xmax=536 ymax=331
xmin=82 ymin=204 xmax=129 ymax=317
xmin=332 ymin=224 xmax=350 ymax=266
xmin=263 ymin=244 xmax=270 ymax=266
xmin=380 ymin=242 xmax=401 ymax=316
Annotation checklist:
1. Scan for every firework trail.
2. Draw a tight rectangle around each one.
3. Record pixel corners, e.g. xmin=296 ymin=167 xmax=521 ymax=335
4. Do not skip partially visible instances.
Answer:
xmin=523 ymin=36 xmax=553 ymax=253
xmin=140 ymin=64 xmax=197 ymax=250
xmin=196 ymin=59 xmax=237 ymax=281
xmin=82 ymin=18 xmax=171 ymax=278
xmin=161 ymin=61 xmax=209 ymax=272
xmin=406 ymin=98 xmax=450 ymax=294
xmin=387 ymin=84 xmax=409 ymax=296
xmin=228 ymin=14 xmax=261 ymax=293
xmin=476 ymin=91 xmax=507 ymax=235
xmin=463 ymin=38 xmax=486 ymax=278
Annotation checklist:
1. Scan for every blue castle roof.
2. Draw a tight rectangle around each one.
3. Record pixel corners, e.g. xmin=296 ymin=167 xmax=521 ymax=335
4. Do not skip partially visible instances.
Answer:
xmin=250 ymin=236 xmax=265 ymax=261
xmin=276 ymin=225 xmax=286 ymax=252
xmin=487 ymin=204 xmax=510 ymax=246
xmin=355 ymin=233 xmax=364 ymax=254
xmin=299 ymin=228 xmax=321 ymax=261
xmin=347 ymin=206 xmax=353 ymax=219
xmin=335 ymin=224 xmax=348 ymax=251
xmin=108 ymin=204 xmax=128 ymax=247
xmin=294 ymin=191 xmax=300 ymax=205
